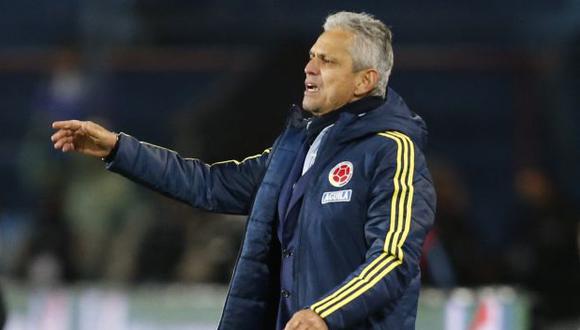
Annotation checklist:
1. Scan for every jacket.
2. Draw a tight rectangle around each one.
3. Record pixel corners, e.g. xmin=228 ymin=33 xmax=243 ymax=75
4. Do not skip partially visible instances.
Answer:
xmin=106 ymin=88 xmax=436 ymax=329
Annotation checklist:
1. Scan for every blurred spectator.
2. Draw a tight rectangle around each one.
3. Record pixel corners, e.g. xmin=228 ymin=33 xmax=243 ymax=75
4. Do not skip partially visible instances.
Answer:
xmin=505 ymin=167 xmax=580 ymax=328
xmin=134 ymin=198 xmax=187 ymax=283
xmin=16 ymin=188 xmax=76 ymax=285
xmin=422 ymin=160 xmax=501 ymax=287
xmin=131 ymin=195 xmax=245 ymax=284
xmin=18 ymin=52 xmax=92 ymax=196
xmin=0 ymin=202 xmax=33 ymax=277
xmin=62 ymin=153 xmax=150 ymax=281
xmin=33 ymin=51 xmax=90 ymax=121
xmin=175 ymin=212 xmax=245 ymax=284
xmin=102 ymin=199 xmax=155 ymax=282
xmin=12 ymin=55 xmax=95 ymax=284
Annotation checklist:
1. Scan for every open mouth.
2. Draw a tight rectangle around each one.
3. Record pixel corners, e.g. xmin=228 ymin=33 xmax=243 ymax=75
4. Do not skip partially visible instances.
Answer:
xmin=305 ymin=82 xmax=319 ymax=93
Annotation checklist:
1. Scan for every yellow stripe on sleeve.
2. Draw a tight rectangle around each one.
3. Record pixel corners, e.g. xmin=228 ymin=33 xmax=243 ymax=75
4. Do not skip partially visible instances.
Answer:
xmin=389 ymin=132 xmax=415 ymax=259
xmin=310 ymin=253 xmax=391 ymax=311
xmin=382 ymin=134 xmax=403 ymax=257
xmin=310 ymin=131 xmax=415 ymax=317
xmin=319 ymin=259 xmax=403 ymax=318
xmin=210 ymin=148 xmax=271 ymax=167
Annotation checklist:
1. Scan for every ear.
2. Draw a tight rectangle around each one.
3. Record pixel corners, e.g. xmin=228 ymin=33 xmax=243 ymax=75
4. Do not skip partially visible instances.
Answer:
xmin=354 ymin=69 xmax=379 ymax=97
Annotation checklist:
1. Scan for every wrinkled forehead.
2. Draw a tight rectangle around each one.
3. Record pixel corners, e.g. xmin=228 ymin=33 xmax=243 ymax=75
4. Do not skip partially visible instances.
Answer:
xmin=310 ymin=29 xmax=355 ymax=58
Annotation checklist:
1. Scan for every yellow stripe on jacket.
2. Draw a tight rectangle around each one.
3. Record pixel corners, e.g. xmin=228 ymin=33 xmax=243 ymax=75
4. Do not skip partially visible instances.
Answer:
xmin=310 ymin=131 xmax=415 ymax=318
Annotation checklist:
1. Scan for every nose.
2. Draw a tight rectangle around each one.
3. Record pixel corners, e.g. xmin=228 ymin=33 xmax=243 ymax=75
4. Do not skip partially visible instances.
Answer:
xmin=304 ymin=57 xmax=319 ymax=75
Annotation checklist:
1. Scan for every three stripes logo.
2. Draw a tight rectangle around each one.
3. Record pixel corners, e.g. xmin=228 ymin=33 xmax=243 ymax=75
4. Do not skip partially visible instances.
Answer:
xmin=311 ymin=131 xmax=415 ymax=319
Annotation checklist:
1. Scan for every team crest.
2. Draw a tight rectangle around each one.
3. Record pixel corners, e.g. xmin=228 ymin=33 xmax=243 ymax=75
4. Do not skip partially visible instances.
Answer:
xmin=328 ymin=161 xmax=353 ymax=187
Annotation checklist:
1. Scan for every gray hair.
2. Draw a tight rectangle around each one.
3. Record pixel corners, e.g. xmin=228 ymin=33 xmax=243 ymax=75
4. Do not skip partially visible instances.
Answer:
xmin=323 ymin=11 xmax=393 ymax=98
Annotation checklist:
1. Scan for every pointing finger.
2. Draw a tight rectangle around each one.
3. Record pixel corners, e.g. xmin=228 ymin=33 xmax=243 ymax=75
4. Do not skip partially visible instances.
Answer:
xmin=52 ymin=120 xmax=82 ymax=130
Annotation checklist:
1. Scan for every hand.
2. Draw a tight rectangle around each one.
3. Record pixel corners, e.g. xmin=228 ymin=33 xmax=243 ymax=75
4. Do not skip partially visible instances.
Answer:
xmin=51 ymin=120 xmax=118 ymax=158
xmin=284 ymin=309 xmax=328 ymax=330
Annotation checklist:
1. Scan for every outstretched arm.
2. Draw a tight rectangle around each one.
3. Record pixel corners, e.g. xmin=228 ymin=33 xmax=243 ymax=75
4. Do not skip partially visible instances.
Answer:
xmin=51 ymin=120 xmax=270 ymax=215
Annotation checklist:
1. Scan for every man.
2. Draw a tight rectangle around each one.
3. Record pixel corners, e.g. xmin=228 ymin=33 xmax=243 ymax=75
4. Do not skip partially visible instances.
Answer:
xmin=51 ymin=11 xmax=435 ymax=330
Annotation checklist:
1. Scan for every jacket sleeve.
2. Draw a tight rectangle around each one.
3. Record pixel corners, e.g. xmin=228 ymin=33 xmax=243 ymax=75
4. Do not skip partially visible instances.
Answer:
xmin=105 ymin=133 xmax=270 ymax=215
xmin=308 ymin=131 xmax=436 ymax=328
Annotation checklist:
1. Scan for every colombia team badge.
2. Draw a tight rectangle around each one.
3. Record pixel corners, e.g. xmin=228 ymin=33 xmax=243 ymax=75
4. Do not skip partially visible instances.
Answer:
xmin=328 ymin=161 xmax=353 ymax=187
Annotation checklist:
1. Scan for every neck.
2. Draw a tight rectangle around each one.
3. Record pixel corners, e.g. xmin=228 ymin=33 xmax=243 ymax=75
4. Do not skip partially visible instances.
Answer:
xmin=305 ymin=95 xmax=385 ymax=141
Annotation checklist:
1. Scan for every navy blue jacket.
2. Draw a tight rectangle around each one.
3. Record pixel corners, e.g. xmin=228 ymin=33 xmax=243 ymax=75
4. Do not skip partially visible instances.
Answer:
xmin=106 ymin=88 xmax=436 ymax=329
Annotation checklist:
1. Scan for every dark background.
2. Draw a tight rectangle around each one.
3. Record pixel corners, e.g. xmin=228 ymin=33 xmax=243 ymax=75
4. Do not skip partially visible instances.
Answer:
xmin=0 ymin=1 xmax=578 ymax=328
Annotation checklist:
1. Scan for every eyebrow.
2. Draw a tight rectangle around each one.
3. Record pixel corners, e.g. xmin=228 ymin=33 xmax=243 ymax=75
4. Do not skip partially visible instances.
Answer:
xmin=309 ymin=51 xmax=334 ymax=62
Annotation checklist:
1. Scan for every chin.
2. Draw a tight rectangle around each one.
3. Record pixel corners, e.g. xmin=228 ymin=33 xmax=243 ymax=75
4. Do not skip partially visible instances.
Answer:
xmin=302 ymin=101 xmax=314 ymax=111
xmin=303 ymin=98 xmax=320 ymax=111
xmin=302 ymin=105 xmax=322 ymax=116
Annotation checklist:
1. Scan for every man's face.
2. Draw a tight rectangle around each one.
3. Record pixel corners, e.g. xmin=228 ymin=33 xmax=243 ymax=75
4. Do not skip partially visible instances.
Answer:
xmin=302 ymin=29 xmax=360 ymax=116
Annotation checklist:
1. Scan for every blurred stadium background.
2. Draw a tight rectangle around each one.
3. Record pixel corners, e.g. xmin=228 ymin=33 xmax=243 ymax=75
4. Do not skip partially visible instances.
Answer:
xmin=0 ymin=1 xmax=579 ymax=329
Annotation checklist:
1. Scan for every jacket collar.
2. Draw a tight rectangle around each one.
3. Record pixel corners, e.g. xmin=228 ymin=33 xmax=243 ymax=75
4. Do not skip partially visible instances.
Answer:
xmin=288 ymin=96 xmax=384 ymax=134
xmin=288 ymin=88 xmax=428 ymax=150
xmin=305 ymin=96 xmax=384 ymax=142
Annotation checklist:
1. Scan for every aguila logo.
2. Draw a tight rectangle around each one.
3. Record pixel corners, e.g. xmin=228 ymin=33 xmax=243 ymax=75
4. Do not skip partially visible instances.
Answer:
xmin=328 ymin=161 xmax=353 ymax=187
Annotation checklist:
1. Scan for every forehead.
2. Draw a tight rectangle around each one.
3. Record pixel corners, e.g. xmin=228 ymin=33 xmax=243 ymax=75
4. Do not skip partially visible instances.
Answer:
xmin=310 ymin=29 xmax=354 ymax=56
